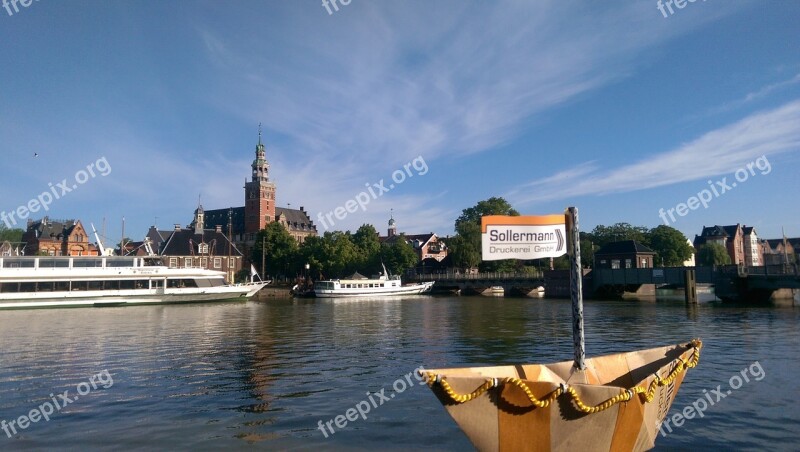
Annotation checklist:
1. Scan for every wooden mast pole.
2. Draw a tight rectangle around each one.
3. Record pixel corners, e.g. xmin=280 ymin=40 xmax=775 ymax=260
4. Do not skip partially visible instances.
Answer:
xmin=566 ymin=207 xmax=586 ymax=370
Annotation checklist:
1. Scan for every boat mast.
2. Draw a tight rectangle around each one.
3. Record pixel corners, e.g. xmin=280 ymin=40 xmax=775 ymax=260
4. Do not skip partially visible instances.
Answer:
xmin=566 ymin=207 xmax=586 ymax=371
xmin=91 ymin=223 xmax=107 ymax=256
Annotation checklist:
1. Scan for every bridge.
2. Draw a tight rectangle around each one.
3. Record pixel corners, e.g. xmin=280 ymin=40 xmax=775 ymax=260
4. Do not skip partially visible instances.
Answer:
xmin=412 ymin=272 xmax=545 ymax=296
xmin=411 ymin=265 xmax=800 ymax=301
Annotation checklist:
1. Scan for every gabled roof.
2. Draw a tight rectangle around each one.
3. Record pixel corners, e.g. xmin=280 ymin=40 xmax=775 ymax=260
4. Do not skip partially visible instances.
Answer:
xmin=380 ymin=233 xmax=437 ymax=247
xmin=764 ymin=238 xmax=800 ymax=251
xmin=26 ymin=218 xmax=80 ymax=240
xmin=275 ymin=207 xmax=317 ymax=233
xmin=160 ymin=228 xmax=243 ymax=257
xmin=595 ymin=240 xmax=656 ymax=256
xmin=203 ymin=207 xmax=246 ymax=235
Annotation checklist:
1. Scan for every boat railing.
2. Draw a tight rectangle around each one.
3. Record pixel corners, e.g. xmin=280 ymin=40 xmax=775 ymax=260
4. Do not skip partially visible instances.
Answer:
xmin=0 ymin=256 xmax=147 ymax=270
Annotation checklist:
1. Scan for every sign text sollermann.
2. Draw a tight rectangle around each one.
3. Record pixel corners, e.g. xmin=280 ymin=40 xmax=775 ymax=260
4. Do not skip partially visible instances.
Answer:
xmin=481 ymin=215 xmax=567 ymax=261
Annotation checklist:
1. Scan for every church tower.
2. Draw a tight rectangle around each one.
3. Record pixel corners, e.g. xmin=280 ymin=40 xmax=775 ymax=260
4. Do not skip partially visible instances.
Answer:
xmin=244 ymin=124 xmax=276 ymax=237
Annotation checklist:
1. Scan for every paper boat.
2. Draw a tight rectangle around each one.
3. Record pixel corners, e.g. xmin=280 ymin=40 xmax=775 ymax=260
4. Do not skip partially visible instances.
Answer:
xmin=423 ymin=339 xmax=701 ymax=451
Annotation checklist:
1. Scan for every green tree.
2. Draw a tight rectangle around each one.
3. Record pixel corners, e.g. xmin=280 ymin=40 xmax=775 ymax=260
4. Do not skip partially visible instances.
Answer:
xmin=352 ymin=224 xmax=381 ymax=274
xmin=451 ymin=197 xmax=519 ymax=272
xmin=696 ymin=243 xmax=731 ymax=266
xmin=580 ymin=234 xmax=596 ymax=268
xmin=252 ymin=222 xmax=298 ymax=278
xmin=590 ymin=223 xmax=649 ymax=248
xmin=0 ymin=224 xmax=24 ymax=243
xmin=381 ymin=234 xmax=418 ymax=275
xmin=448 ymin=232 xmax=481 ymax=269
xmin=648 ymin=225 xmax=693 ymax=266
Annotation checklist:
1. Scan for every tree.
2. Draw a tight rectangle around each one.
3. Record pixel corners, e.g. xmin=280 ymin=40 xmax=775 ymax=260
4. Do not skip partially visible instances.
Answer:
xmin=252 ymin=222 xmax=298 ymax=278
xmin=580 ymin=235 xmax=596 ymax=268
xmin=696 ymin=243 xmax=731 ymax=266
xmin=589 ymin=223 xmax=649 ymax=248
xmin=454 ymin=197 xmax=519 ymax=232
xmin=451 ymin=197 xmax=519 ymax=271
xmin=648 ymin=225 xmax=693 ymax=266
xmin=0 ymin=224 xmax=24 ymax=243
xmin=448 ymin=233 xmax=480 ymax=269
xmin=381 ymin=235 xmax=418 ymax=275
xmin=352 ymin=224 xmax=381 ymax=274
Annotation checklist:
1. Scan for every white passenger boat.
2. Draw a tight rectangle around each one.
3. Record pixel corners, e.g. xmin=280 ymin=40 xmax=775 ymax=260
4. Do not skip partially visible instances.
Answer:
xmin=313 ymin=269 xmax=434 ymax=298
xmin=0 ymin=256 xmax=269 ymax=309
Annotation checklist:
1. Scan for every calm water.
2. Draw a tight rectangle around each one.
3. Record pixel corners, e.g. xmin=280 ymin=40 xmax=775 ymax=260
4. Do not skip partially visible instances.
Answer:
xmin=1 ymin=296 xmax=798 ymax=451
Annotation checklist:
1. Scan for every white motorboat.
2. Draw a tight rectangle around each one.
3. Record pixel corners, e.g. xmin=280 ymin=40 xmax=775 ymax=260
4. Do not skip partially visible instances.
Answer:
xmin=313 ymin=268 xmax=434 ymax=298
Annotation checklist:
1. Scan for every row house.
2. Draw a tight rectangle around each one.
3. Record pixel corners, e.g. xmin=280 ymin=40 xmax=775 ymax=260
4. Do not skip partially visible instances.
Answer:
xmin=693 ymin=224 xmax=763 ymax=266
xmin=762 ymin=237 xmax=800 ymax=265
xmin=142 ymin=206 xmax=245 ymax=282
xmin=379 ymin=216 xmax=448 ymax=262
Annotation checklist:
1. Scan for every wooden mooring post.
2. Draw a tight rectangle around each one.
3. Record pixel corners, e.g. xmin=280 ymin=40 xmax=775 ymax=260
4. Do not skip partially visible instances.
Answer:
xmin=684 ymin=268 xmax=697 ymax=304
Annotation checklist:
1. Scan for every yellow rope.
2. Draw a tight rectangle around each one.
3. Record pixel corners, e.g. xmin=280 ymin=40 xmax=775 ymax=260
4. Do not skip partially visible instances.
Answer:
xmin=426 ymin=339 xmax=702 ymax=414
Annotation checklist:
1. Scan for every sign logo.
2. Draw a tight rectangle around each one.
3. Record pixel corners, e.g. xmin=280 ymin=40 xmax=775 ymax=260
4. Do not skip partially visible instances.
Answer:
xmin=481 ymin=215 xmax=567 ymax=261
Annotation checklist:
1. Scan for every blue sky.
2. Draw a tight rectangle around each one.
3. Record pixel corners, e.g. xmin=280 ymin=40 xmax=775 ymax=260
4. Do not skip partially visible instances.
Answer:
xmin=1 ymin=0 xmax=798 ymax=245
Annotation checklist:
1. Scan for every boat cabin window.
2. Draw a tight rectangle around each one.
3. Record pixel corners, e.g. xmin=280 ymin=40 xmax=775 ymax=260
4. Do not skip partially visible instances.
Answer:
xmin=37 ymin=259 xmax=70 ymax=268
xmin=73 ymin=259 xmax=104 ymax=268
xmin=167 ymin=278 xmax=198 ymax=288
xmin=2 ymin=258 xmax=35 ymax=268
xmin=106 ymin=258 xmax=135 ymax=268
xmin=0 ymin=283 xmax=19 ymax=293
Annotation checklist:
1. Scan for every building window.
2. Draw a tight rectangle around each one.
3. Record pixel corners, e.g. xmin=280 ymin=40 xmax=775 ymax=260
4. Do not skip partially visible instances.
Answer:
xmin=169 ymin=258 xmax=177 ymax=268
xmin=184 ymin=258 xmax=192 ymax=268
xmin=198 ymin=243 xmax=209 ymax=255
xmin=611 ymin=260 xmax=620 ymax=269
xmin=200 ymin=258 xmax=208 ymax=268
xmin=625 ymin=259 xmax=632 ymax=269
xmin=214 ymin=258 xmax=221 ymax=268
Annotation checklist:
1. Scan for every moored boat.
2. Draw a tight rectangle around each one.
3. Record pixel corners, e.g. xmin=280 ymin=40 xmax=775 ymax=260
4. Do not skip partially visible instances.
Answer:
xmin=313 ymin=269 xmax=434 ymax=298
xmin=0 ymin=256 xmax=269 ymax=309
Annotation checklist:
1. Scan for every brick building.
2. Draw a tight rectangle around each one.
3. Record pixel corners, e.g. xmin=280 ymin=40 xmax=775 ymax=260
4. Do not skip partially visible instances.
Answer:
xmin=22 ymin=218 xmax=99 ymax=256
xmin=693 ymin=224 xmax=764 ymax=266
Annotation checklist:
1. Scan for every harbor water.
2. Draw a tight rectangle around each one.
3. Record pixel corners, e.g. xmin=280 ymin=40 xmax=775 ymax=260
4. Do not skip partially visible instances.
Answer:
xmin=1 ymin=296 xmax=798 ymax=450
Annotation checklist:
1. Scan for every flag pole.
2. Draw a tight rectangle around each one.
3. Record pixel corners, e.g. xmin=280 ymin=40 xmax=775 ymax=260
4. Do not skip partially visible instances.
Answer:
xmin=566 ymin=206 xmax=586 ymax=370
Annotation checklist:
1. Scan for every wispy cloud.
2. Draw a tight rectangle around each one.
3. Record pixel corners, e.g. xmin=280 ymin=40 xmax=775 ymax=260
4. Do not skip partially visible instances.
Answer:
xmin=190 ymin=0 xmax=735 ymax=233
xmin=693 ymin=72 xmax=800 ymax=119
xmin=509 ymin=99 xmax=800 ymax=204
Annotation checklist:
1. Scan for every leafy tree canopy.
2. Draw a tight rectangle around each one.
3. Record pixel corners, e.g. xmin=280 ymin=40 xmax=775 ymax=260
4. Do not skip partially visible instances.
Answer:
xmin=696 ymin=243 xmax=731 ymax=266
xmin=648 ymin=225 xmax=693 ymax=266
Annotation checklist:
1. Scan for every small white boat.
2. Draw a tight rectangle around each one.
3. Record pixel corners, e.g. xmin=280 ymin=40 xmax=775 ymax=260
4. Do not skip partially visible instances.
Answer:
xmin=313 ymin=267 xmax=434 ymax=298
xmin=0 ymin=256 xmax=269 ymax=309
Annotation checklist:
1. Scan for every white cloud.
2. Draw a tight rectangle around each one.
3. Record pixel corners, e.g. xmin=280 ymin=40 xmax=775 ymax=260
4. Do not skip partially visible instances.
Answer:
xmin=509 ymin=99 xmax=800 ymax=204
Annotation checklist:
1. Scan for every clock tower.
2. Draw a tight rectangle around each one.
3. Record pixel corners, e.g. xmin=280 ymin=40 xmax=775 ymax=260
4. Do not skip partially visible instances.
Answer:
xmin=244 ymin=125 xmax=276 ymax=236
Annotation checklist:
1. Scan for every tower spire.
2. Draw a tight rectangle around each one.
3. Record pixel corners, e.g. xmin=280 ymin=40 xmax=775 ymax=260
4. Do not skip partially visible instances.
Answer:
xmin=258 ymin=122 xmax=262 ymax=145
